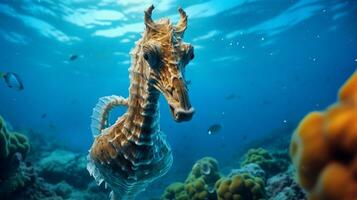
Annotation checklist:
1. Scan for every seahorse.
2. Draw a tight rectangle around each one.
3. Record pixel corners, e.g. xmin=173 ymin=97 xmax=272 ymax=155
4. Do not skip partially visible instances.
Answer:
xmin=87 ymin=5 xmax=195 ymax=200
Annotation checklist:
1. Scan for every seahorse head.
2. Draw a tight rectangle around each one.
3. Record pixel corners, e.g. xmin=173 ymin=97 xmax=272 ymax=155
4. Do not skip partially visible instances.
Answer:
xmin=139 ymin=5 xmax=194 ymax=122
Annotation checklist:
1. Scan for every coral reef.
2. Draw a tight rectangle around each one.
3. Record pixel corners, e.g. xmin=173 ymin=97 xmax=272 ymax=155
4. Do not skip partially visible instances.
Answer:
xmin=215 ymin=173 xmax=265 ymax=200
xmin=162 ymin=157 xmax=221 ymax=200
xmin=0 ymin=116 xmax=32 ymax=198
xmin=162 ymin=156 xmax=269 ymax=200
xmin=290 ymin=72 xmax=357 ymax=200
xmin=265 ymin=167 xmax=306 ymax=200
xmin=229 ymin=163 xmax=266 ymax=181
xmin=37 ymin=150 xmax=92 ymax=188
xmin=241 ymin=148 xmax=287 ymax=177
xmin=0 ymin=115 xmax=30 ymax=163
xmin=162 ymin=182 xmax=189 ymax=200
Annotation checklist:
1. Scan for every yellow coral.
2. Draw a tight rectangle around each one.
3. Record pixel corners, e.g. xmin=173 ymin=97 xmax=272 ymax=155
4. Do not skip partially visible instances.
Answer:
xmin=290 ymin=72 xmax=357 ymax=200
xmin=161 ymin=157 xmax=220 ymax=200
xmin=215 ymin=173 xmax=265 ymax=200
xmin=161 ymin=182 xmax=189 ymax=200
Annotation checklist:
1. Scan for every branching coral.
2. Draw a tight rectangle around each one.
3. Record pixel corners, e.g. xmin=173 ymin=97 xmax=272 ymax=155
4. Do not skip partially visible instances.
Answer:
xmin=0 ymin=116 xmax=29 ymax=161
xmin=290 ymin=72 xmax=357 ymax=200
xmin=215 ymin=173 xmax=265 ymax=200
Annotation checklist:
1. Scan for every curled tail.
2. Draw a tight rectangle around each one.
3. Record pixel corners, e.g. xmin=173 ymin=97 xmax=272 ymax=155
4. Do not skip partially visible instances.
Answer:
xmin=90 ymin=95 xmax=128 ymax=137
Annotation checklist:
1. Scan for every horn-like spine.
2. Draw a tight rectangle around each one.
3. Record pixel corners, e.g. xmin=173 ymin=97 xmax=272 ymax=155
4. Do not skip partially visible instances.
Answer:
xmin=144 ymin=5 xmax=156 ymax=30
xmin=175 ymin=7 xmax=187 ymax=36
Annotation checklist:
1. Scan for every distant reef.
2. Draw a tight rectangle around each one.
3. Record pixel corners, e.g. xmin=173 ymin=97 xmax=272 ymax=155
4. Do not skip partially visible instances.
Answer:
xmin=0 ymin=115 xmax=110 ymax=200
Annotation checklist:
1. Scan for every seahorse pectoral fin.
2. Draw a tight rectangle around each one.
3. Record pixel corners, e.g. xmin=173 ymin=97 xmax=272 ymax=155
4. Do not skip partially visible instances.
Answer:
xmin=91 ymin=95 xmax=128 ymax=137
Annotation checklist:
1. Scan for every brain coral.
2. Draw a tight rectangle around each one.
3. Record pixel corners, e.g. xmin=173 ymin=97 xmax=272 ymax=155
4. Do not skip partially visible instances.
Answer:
xmin=215 ymin=173 xmax=265 ymax=200
xmin=290 ymin=72 xmax=357 ymax=200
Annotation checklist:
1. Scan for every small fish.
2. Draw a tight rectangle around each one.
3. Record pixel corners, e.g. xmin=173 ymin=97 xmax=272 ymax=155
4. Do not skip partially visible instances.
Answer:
xmin=0 ymin=72 xmax=24 ymax=90
xmin=225 ymin=93 xmax=236 ymax=100
xmin=69 ymin=54 xmax=79 ymax=61
xmin=41 ymin=113 xmax=47 ymax=119
xmin=207 ymin=124 xmax=222 ymax=135
xmin=49 ymin=122 xmax=56 ymax=130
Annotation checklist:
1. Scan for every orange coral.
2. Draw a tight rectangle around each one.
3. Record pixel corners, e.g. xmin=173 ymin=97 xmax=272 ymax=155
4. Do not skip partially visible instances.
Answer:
xmin=290 ymin=72 xmax=357 ymax=200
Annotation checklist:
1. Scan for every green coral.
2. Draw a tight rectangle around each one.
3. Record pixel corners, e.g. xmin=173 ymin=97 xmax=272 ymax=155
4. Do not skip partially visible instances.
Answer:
xmin=0 ymin=116 xmax=30 ymax=162
xmin=241 ymin=148 xmax=280 ymax=176
xmin=162 ymin=157 xmax=221 ymax=200
xmin=0 ymin=115 xmax=31 ymax=198
xmin=162 ymin=182 xmax=189 ymax=200
xmin=215 ymin=173 xmax=265 ymax=200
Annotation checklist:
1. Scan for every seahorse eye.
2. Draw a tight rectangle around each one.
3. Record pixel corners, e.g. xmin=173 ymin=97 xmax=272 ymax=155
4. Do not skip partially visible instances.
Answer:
xmin=190 ymin=53 xmax=194 ymax=60
xmin=143 ymin=53 xmax=149 ymax=61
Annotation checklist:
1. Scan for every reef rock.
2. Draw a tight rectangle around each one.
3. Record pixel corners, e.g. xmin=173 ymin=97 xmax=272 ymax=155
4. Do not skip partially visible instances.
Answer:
xmin=37 ymin=150 xmax=91 ymax=188
xmin=266 ymin=169 xmax=306 ymax=200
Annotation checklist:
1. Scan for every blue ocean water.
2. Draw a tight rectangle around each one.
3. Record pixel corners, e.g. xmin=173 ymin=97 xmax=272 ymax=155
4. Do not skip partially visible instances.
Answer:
xmin=0 ymin=0 xmax=356 ymax=199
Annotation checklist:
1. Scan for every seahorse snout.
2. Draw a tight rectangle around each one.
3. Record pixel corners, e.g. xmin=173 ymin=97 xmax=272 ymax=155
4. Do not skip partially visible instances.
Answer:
xmin=172 ymin=106 xmax=195 ymax=122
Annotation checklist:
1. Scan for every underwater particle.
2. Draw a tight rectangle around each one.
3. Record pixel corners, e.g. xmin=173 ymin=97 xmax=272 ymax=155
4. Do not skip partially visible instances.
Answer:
xmin=242 ymin=45 xmax=245 ymax=49
xmin=261 ymin=37 xmax=265 ymax=41
xmin=354 ymin=58 xmax=357 ymax=62
xmin=207 ymin=124 xmax=222 ymax=135
xmin=0 ymin=72 xmax=24 ymax=91
xmin=69 ymin=54 xmax=79 ymax=61
xmin=283 ymin=119 xmax=287 ymax=123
